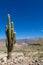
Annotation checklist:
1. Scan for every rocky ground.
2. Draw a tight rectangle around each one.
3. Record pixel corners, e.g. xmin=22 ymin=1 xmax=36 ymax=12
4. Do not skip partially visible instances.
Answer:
xmin=0 ymin=52 xmax=32 ymax=65
xmin=0 ymin=52 xmax=43 ymax=65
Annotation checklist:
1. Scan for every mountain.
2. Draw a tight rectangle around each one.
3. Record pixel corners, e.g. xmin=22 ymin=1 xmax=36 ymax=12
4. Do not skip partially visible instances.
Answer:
xmin=16 ymin=38 xmax=38 ymax=44
xmin=0 ymin=38 xmax=39 ymax=46
xmin=32 ymin=38 xmax=43 ymax=45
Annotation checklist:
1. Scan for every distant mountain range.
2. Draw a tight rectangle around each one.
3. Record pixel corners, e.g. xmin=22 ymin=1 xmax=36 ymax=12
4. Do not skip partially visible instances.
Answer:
xmin=16 ymin=38 xmax=38 ymax=44
xmin=0 ymin=38 xmax=41 ymax=46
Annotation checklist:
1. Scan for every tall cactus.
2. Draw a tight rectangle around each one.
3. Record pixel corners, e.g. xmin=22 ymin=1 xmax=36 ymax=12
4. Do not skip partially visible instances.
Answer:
xmin=6 ymin=14 xmax=16 ymax=59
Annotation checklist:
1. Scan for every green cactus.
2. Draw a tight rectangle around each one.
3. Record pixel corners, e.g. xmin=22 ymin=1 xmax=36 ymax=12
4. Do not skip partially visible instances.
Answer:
xmin=6 ymin=14 xmax=16 ymax=59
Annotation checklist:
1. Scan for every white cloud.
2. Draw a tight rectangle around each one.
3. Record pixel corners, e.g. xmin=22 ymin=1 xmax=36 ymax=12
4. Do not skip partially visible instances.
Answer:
xmin=41 ymin=30 xmax=43 ymax=32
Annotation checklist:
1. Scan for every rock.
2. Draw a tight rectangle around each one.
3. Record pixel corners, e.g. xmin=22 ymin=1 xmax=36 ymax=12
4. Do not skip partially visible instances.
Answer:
xmin=0 ymin=58 xmax=4 ymax=62
xmin=2 ymin=57 xmax=7 ymax=62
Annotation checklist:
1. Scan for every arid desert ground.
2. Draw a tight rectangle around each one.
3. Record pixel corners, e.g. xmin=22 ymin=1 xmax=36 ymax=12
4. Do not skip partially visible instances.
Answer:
xmin=0 ymin=38 xmax=43 ymax=65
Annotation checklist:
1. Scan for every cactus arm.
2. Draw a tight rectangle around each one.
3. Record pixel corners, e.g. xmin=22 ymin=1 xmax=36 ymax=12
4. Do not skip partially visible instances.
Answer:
xmin=6 ymin=25 xmax=8 ymax=48
xmin=11 ymin=21 xmax=16 ymax=44
xmin=13 ymin=32 xmax=16 ymax=44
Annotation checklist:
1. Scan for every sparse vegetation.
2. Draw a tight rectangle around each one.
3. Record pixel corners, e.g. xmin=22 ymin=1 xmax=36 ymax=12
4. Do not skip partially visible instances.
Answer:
xmin=39 ymin=55 xmax=43 ymax=58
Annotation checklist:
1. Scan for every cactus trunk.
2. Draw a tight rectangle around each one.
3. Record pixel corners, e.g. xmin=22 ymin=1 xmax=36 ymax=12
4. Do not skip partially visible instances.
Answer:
xmin=8 ymin=14 xmax=11 ymax=43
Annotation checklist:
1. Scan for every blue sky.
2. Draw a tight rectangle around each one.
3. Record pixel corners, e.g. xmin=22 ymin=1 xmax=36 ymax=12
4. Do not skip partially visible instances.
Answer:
xmin=0 ymin=0 xmax=43 ymax=39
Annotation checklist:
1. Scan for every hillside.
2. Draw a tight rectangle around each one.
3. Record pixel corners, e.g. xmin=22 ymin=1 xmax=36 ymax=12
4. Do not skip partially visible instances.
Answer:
xmin=32 ymin=38 xmax=43 ymax=45
xmin=0 ymin=38 xmax=38 ymax=46
xmin=16 ymin=38 xmax=38 ymax=44
xmin=0 ymin=38 xmax=43 ymax=52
